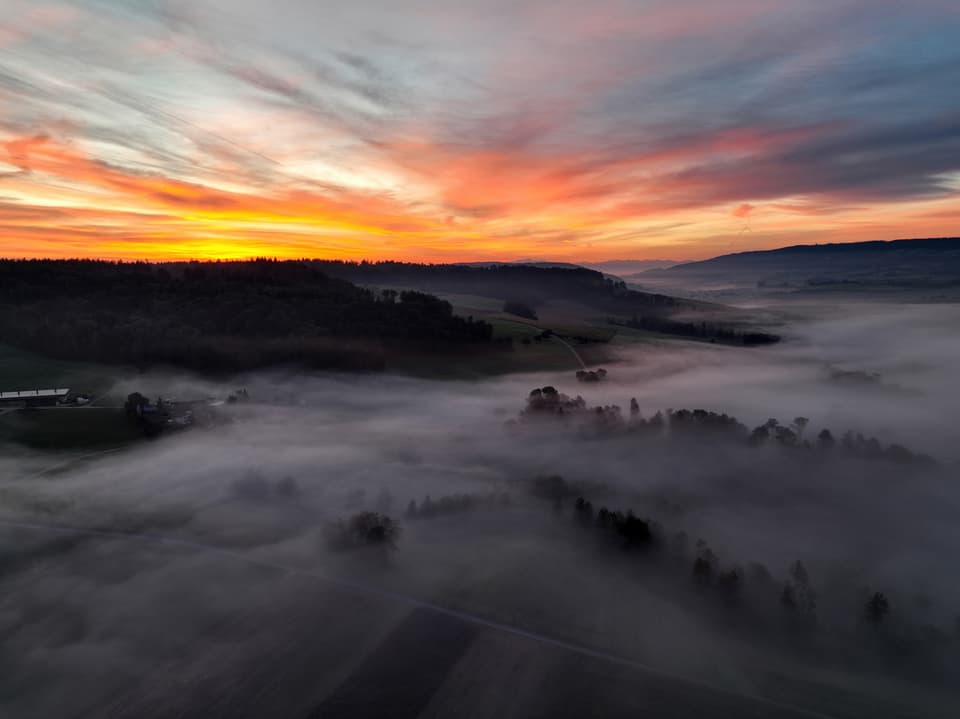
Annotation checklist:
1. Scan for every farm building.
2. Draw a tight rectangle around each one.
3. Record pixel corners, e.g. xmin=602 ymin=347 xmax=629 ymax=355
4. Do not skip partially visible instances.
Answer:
xmin=0 ymin=388 xmax=72 ymax=408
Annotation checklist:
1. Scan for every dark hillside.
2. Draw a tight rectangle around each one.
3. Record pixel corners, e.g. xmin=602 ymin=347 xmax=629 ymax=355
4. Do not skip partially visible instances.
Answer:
xmin=310 ymin=261 xmax=696 ymax=313
xmin=0 ymin=260 xmax=494 ymax=372
xmin=641 ymin=237 xmax=960 ymax=290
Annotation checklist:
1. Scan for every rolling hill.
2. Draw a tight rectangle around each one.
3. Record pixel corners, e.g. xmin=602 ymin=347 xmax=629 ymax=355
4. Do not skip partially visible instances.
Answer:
xmin=634 ymin=237 xmax=960 ymax=293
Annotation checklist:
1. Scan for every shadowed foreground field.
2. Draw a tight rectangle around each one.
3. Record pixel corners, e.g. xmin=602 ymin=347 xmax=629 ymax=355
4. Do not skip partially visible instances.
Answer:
xmin=0 ymin=527 xmax=832 ymax=719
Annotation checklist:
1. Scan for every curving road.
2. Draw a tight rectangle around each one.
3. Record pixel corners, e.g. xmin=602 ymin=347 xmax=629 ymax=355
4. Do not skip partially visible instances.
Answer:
xmin=497 ymin=317 xmax=588 ymax=370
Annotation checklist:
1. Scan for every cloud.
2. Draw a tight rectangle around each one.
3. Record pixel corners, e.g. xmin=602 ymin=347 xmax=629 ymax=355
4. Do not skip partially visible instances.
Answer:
xmin=1 ymin=0 xmax=959 ymax=261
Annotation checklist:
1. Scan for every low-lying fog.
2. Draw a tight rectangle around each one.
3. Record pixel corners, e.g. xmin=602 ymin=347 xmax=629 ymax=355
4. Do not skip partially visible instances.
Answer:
xmin=2 ymin=301 xmax=959 ymax=718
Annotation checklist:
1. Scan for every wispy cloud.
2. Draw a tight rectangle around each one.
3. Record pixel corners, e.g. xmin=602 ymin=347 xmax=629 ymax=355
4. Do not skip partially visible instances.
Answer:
xmin=0 ymin=0 xmax=958 ymax=261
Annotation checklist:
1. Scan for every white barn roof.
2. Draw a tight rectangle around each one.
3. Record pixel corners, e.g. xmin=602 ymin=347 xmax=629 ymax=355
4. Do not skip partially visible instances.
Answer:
xmin=0 ymin=388 xmax=70 ymax=400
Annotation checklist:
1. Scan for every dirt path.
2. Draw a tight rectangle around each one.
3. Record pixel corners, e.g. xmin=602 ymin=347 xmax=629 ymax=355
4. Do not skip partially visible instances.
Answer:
xmin=497 ymin=317 xmax=588 ymax=369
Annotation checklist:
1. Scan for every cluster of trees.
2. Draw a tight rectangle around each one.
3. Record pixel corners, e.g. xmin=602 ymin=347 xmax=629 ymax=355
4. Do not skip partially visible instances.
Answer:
xmin=405 ymin=491 xmax=511 ymax=519
xmin=510 ymin=472 xmax=959 ymax=685
xmin=518 ymin=387 xmax=934 ymax=465
xmin=748 ymin=417 xmax=932 ymax=463
xmin=0 ymin=260 xmax=495 ymax=372
xmin=344 ymin=471 xmax=954 ymax=680
xmin=324 ymin=511 xmax=400 ymax=551
xmin=322 ymin=472 xmax=952 ymax=676
xmin=561 ymin=488 xmax=955 ymax=661
xmin=612 ymin=315 xmax=781 ymax=346
xmin=524 ymin=386 xmax=589 ymax=415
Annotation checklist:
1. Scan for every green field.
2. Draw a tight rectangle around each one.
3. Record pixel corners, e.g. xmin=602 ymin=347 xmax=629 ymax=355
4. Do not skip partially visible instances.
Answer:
xmin=0 ymin=344 xmax=139 ymax=449
xmin=0 ymin=407 xmax=142 ymax=450
xmin=382 ymin=289 xmax=721 ymax=378
xmin=0 ymin=343 xmax=119 ymax=395
xmin=0 ymin=295 xmax=673 ymax=441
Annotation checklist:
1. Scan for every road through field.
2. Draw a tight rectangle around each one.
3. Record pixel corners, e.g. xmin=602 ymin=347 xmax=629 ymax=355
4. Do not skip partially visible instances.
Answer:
xmin=496 ymin=317 xmax=589 ymax=369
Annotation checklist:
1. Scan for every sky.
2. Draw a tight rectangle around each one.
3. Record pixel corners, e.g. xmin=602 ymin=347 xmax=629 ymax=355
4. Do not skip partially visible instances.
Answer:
xmin=0 ymin=0 xmax=959 ymax=263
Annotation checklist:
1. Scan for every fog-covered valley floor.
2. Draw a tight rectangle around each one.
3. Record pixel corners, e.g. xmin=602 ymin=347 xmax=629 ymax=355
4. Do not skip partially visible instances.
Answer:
xmin=2 ymin=301 xmax=959 ymax=718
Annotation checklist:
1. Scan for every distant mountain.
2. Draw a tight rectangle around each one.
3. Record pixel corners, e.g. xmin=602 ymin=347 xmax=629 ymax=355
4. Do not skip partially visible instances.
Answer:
xmin=581 ymin=259 xmax=679 ymax=275
xmin=456 ymin=260 xmax=586 ymax=270
xmin=639 ymin=237 xmax=960 ymax=291
xmin=456 ymin=259 xmax=679 ymax=276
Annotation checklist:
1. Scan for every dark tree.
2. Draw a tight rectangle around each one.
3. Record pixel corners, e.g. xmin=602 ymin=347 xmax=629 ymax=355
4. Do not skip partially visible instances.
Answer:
xmin=747 ymin=561 xmax=774 ymax=587
xmin=782 ymin=560 xmax=817 ymax=616
xmin=781 ymin=583 xmax=798 ymax=611
xmin=693 ymin=544 xmax=717 ymax=585
xmin=614 ymin=512 xmax=653 ymax=547
xmin=596 ymin=507 xmax=612 ymax=529
xmin=792 ymin=417 xmax=810 ymax=439
xmin=326 ymin=511 xmax=401 ymax=551
xmin=865 ymin=592 xmax=890 ymax=626
xmin=717 ymin=567 xmax=743 ymax=602
xmin=693 ymin=557 xmax=714 ymax=583
xmin=817 ymin=428 xmax=836 ymax=449
xmin=574 ymin=496 xmax=594 ymax=525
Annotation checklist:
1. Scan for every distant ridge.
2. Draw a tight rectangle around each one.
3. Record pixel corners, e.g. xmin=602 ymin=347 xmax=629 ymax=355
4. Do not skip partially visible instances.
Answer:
xmin=454 ymin=259 xmax=679 ymax=275
xmin=671 ymin=237 xmax=960 ymax=269
xmin=637 ymin=237 xmax=960 ymax=293
xmin=455 ymin=260 xmax=585 ymax=270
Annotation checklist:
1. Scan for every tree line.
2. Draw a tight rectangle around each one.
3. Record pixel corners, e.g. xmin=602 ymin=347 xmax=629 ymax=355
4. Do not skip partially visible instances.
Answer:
xmin=611 ymin=314 xmax=781 ymax=345
xmin=537 ymin=476 xmax=956 ymax=681
xmin=341 ymin=475 xmax=956 ymax=682
xmin=520 ymin=386 xmax=934 ymax=465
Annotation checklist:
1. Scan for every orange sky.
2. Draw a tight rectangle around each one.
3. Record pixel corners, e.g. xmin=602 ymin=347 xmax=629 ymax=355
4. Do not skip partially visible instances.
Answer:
xmin=1 ymin=0 xmax=958 ymax=263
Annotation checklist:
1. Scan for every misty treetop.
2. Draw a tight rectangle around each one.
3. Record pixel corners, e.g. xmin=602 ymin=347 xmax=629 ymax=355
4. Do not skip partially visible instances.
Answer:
xmin=0 ymin=259 xmax=494 ymax=372
xmin=551 ymin=483 xmax=956 ymax=681
xmin=518 ymin=386 xmax=934 ymax=465
xmin=394 ymin=473 xmax=957 ymax=683
xmin=405 ymin=491 xmax=511 ymax=520
xmin=324 ymin=511 xmax=401 ymax=551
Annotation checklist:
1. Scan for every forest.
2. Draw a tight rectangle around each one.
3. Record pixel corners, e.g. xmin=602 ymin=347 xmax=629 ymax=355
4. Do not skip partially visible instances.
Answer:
xmin=0 ymin=260 xmax=495 ymax=372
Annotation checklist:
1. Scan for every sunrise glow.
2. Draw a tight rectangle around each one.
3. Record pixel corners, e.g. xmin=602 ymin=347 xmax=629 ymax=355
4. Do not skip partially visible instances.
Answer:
xmin=1 ymin=0 xmax=958 ymax=262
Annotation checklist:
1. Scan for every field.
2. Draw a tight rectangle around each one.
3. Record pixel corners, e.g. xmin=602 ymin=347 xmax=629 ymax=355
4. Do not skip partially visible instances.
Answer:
xmin=0 ymin=344 xmax=138 ymax=449
xmin=2 ymin=498 xmax=951 ymax=719
xmin=0 ymin=342 xmax=119 ymax=394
